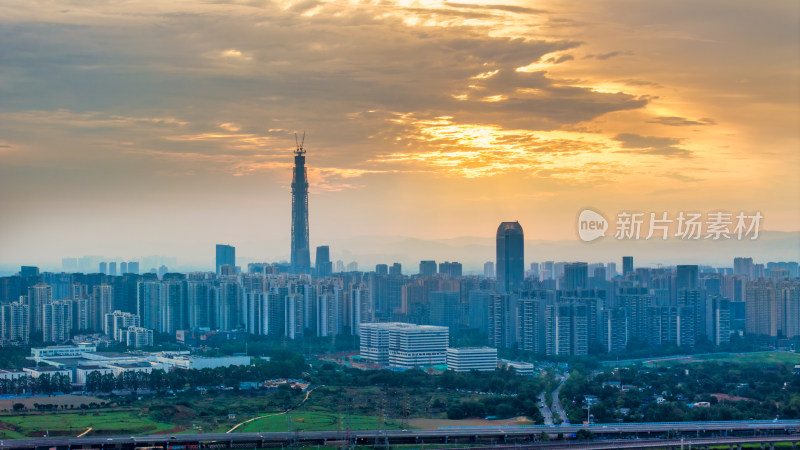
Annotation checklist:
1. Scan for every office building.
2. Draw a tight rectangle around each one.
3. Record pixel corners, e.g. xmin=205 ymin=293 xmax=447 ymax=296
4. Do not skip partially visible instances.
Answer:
xmin=484 ymin=261 xmax=495 ymax=278
xmin=315 ymin=246 xmax=332 ymax=278
xmin=622 ymin=256 xmax=634 ymax=276
xmin=375 ymin=264 xmax=389 ymax=275
xmin=360 ymin=322 xmax=449 ymax=369
xmin=446 ymin=347 xmax=497 ymax=372
xmin=215 ymin=244 xmax=235 ymax=276
xmin=496 ymin=221 xmax=524 ymax=293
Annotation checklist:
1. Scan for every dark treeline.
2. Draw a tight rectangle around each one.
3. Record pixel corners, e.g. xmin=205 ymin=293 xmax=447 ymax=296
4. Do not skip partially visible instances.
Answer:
xmin=560 ymin=361 xmax=800 ymax=423
xmin=0 ymin=373 xmax=71 ymax=396
xmin=84 ymin=351 xmax=306 ymax=394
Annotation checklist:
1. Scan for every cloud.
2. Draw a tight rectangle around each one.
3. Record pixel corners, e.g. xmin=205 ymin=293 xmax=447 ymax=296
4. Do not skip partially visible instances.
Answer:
xmin=443 ymin=3 xmax=549 ymax=15
xmin=613 ymin=133 xmax=692 ymax=158
xmin=585 ymin=51 xmax=626 ymax=60
xmin=648 ymin=116 xmax=716 ymax=127
xmin=545 ymin=54 xmax=574 ymax=64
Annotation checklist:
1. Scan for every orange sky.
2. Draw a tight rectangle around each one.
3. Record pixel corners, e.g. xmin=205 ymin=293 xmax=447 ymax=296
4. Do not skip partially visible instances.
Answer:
xmin=0 ymin=0 xmax=797 ymax=268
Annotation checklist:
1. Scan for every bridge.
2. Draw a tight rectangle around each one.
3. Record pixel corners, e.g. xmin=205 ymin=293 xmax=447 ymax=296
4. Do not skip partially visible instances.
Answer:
xmin=0 ymin=420 xmax=798 ymax=449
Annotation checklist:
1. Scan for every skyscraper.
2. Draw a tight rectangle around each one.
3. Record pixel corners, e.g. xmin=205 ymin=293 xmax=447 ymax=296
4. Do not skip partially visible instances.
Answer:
xmin=315 ymin=246 xmax=332 ymax=278
xmin=290 ymin=137 xmax=311 ymax=273
xmin=496 ymin=221 xmax=524 ymax=293
xmin=622 ymin=256 xmax=634 ymax=276
xmin=215 ymin=244 xmax=235 ymax=275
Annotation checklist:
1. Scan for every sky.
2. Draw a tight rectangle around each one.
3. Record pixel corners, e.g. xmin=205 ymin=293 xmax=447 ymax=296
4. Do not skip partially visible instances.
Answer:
xmin=0 ymin=0 xmax=798 ymax=270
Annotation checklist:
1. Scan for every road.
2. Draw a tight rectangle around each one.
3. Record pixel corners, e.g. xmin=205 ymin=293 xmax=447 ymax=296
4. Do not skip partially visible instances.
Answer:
xmin=537 ymin=391 xmax=553 ymax=426
xmin=550 ymin=373 xmax=569 ymax=425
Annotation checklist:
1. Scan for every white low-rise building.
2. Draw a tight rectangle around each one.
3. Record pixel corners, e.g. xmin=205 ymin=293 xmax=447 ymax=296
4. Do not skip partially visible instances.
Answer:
xmin=446 ymin=347 xmax=498 ymax=372
xmin=154 ymin=354 xmax=251 ymax=370
xmin=500 ymin=359 xmax=535 ymax=376
xmin=30 ymin=343 xmax=96 ymax=362
xmin=360 ymin=322 xmax=449 ymax=369
xmin=106 ymin=362 xmax=156 ymax=377
xmin=23 ymin=366 xmax=73 ymax=382
xmin=75 ymin=365 xmax=115 ymax=384
xmin=0 ymin=369 xmax=26 ymax=380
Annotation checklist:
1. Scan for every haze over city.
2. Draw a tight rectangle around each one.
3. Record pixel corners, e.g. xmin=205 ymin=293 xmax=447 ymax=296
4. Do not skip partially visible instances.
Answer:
xmin=0 ymin=0 xmax=798 ymax=270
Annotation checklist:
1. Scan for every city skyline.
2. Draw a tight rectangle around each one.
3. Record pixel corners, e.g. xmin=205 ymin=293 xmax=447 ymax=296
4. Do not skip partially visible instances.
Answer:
xmin=0 ymin=0 xmax=798 ymax=268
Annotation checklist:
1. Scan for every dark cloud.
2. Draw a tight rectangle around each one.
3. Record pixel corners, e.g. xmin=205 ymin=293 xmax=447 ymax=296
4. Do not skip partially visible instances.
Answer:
xmin=616 ymin=78 xmax=661 ymax=87
xmin=648 ymin=116 xmax=716 ymax=126
xmin=585 ymin=51 xmax=626 ymax=60
xmin=546 ymin=54 xmax=574 ymax=64
xmin=662 ymin=172 xmax=703 ymax=182
xmin=613 ymin=133 xmax=692 ymax=158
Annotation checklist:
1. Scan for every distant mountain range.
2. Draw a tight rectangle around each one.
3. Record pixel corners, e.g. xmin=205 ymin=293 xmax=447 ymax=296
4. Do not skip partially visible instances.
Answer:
xmin=2 ymin=231 xmax=797 ymax=276
xmin=266 ymin=230 xmax=799 ymax=274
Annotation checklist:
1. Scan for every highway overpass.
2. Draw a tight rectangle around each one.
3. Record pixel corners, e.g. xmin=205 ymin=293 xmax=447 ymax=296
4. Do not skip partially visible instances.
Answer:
xmin=0 ymin=420 xmax=798 ymax=449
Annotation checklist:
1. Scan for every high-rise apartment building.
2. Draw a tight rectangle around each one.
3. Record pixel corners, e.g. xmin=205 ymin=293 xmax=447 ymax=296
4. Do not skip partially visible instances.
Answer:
xmin=43 ymin=300 xmax=71 ymax=343
xmin=563 ymin=262 xmax=589 ymax=291
xmin=27 ymin=283 xmax=52 ymax=332
xmin=1 ymin=301 xmax=30 ymax=343
xmin=419 ymin=260 xmax=437 ymax=277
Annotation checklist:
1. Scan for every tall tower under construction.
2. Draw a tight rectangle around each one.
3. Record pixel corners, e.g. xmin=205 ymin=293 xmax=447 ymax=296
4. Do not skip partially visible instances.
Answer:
xmin=290 ymin=134 xmax=311 ymax=273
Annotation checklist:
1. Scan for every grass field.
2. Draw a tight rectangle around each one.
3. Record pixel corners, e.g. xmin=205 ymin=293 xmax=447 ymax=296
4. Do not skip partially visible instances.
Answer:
xmin=238 ymin=411 xmax=404 ymax=433
xmin=603 ymin=351 xmax=800 ymax=368
xmin=692 ymin=351 xmax=800 ymax=365
xmin=0 ymin=410 xmax=175 ymax=439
